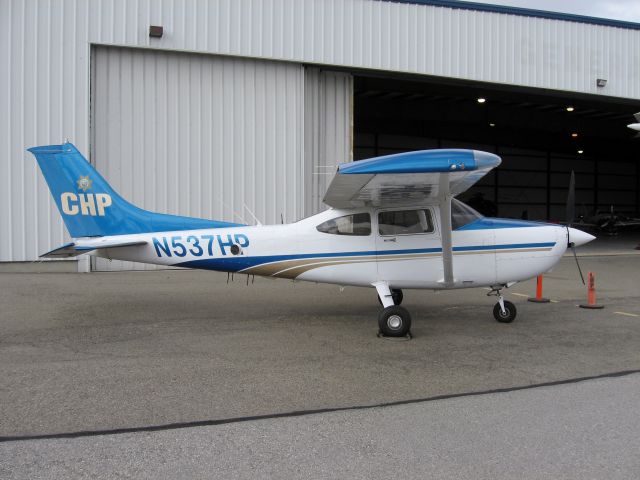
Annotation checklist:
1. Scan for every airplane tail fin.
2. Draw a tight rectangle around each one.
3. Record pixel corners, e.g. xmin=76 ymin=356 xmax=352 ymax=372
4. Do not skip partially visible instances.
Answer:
xmin=28 ymin=143 xmax=242 ymax=238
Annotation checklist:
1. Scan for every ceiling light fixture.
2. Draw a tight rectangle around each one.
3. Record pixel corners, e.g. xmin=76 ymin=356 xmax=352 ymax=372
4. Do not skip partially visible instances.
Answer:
xmin=566 ymin=106 xmax=575 ymax=112
xmin=577 ymin=150 xmax=584 ymax=154
xmin=489 ymin=123 xmax=496 ymax=127
xmin=571 ymin=133 xmax=578 ymax=138
xmin=477 ymin=98 xmax=486 ymax=104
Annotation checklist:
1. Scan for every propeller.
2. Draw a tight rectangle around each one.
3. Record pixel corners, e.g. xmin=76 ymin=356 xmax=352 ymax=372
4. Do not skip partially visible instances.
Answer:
xmin=566 ymin=170 xmax=585 ymax=285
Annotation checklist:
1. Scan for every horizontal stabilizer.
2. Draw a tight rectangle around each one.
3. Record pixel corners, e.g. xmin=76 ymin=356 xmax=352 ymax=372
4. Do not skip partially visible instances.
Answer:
xmin=41 ymin=240 xmax=147 ymax=258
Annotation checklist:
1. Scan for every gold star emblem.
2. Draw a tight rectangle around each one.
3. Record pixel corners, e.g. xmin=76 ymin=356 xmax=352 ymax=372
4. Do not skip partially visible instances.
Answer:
xmin=77 ymin=175 xmax=92 ymax=192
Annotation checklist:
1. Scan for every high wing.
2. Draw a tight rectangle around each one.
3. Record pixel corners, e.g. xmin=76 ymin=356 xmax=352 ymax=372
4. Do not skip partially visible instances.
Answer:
xmin=323 ymin=149 xmax=501 ymax=287
xmin=323 ymin=149 xmax=501 ymax=209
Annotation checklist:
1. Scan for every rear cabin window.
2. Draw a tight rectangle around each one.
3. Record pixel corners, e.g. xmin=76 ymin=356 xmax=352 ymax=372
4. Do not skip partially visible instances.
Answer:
xmin=316 ymin=213 xmax=371 ymax=236
xmin=378 ymin=209 xmax=434 ymax=236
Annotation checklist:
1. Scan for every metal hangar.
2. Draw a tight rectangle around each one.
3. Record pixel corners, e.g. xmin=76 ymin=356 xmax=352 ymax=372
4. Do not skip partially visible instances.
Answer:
xmin=1 ymin=0 xmax=638 ymax=271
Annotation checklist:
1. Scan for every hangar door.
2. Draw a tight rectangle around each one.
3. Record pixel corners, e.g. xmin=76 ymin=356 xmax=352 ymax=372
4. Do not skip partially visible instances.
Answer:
xmin=91 ymin=47 xmax=304 ymax=271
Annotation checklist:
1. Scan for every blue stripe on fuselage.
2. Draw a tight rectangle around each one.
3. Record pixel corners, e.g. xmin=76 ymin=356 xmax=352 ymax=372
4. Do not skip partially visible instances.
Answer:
xmin=177 ymin=242 xmax=556 ymax=272
xmin=456 ymin=218 xmax=557 ymax=230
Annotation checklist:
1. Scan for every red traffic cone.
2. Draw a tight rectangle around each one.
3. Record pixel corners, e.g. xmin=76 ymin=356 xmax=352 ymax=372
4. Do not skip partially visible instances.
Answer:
xmin=528 ymin=275 xmax=550 ymax=303
xmin=579 ymin=272 xmax=604 ymax=309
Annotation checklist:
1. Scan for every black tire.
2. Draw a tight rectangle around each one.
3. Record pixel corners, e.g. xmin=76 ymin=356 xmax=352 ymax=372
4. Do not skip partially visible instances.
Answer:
xmin=493 ymin=300 xmax=517 ymax=323
xmin=378 ymin=305 xmax=412 ymax=337
xmin=377 ymin=288 xmax=404 ymax=306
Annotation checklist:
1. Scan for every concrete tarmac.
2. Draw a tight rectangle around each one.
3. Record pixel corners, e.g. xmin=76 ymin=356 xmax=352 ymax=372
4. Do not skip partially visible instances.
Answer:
xmin=2 ymin=372 xmax=639 ymax=479
xmin=1 ymin=254 xmax=639 ymax=477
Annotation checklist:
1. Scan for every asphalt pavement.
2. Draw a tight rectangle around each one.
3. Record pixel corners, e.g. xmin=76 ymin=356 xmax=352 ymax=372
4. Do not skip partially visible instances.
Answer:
xmin=1 ymin=254 xmax=639 ymax=478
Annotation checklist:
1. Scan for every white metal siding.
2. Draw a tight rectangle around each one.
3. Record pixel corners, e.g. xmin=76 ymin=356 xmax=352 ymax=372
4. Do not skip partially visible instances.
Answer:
xmin=304 ymin=68 xmax=353 ymax=216
xmin=92 ymin=47 xmax=304 ymax=271
xmin=1 ymin=0 xmax=639 ymax=263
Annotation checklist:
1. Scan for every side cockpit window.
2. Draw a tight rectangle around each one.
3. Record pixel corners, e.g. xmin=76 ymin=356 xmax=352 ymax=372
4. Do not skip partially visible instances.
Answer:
xmin=378 ymin=209 xmax=434 ymax=235
xmin=316 ymin=213 xmax=371 ymax=236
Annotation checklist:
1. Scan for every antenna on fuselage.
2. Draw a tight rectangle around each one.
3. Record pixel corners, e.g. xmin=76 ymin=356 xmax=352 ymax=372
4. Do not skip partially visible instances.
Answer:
xmin=243 ymin=203 xmax=262 ymax=226
xmin=213 ymin=194 xmax=247 ymax=225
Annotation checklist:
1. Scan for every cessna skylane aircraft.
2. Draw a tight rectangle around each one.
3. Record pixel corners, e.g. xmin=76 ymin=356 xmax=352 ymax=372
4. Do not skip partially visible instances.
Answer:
xmin=29 ymin=143 xmax=594 ymax=337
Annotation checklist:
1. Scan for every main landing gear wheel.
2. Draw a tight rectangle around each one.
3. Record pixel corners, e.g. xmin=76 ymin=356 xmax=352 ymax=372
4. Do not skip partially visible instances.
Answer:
xmin=377 ymin=288 xmax=404 ymax=306
xmin=493 ymin=300 xmax=517 ymax=323
xmin=378 ymin=305 xmax=412 ymax=337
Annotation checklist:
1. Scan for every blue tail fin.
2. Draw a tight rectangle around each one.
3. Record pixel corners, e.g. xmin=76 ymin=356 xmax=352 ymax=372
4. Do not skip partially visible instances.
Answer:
xmin=28 ymin=143 xmax=243 ymax=237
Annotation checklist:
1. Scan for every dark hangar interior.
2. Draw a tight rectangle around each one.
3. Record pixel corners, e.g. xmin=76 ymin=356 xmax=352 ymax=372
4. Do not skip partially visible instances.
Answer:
xmin=353 ymin=73 xmax=640 ymax=222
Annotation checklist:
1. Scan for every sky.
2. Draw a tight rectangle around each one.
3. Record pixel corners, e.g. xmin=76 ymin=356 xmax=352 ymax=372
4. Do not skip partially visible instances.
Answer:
xmin=470 ymin=0 xmax=640 ymax=23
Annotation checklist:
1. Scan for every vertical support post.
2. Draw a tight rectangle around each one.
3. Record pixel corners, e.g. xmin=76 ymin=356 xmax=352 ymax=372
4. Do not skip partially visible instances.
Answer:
xmin=593 ymin=157 xmax=599 ymax=213
xmin=636 ymin=159 xmax=640 ymax=212
xmin=546 ymin=151 xmax=551 ymax=221
xmin=438 ymin=173 xmax=453 ymax=287
xmin=494 ymin=146 xmax=500 ymax=217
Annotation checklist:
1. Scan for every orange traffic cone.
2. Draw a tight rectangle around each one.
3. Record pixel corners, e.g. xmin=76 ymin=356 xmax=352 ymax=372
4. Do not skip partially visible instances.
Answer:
xmin=528 ymin=275 xmax=550 ymax=303
xmin=579 ymin=272 xmax=604 ymax=309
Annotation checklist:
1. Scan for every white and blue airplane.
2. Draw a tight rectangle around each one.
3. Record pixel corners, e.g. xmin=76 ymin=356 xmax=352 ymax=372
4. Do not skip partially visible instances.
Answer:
xmin=29 ymin=143 xmax=594 ymax=337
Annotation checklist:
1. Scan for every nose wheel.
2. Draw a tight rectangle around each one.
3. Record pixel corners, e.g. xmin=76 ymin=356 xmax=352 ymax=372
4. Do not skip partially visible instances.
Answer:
xmin=488 ymin=287 xmax=517 ymax=323
xmin=493 ymin=300 xmax=516 ymax=323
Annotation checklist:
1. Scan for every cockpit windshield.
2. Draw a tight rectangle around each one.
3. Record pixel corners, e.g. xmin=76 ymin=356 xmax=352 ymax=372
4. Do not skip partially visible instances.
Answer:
xmin=451 ymin=198 xmax=484 ymax=230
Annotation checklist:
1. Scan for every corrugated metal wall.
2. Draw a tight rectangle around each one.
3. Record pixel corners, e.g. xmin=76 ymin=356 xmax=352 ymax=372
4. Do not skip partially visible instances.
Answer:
xmin=304 ymin=68 xmax=353 ymax=216
xmin=1 ymin=0 xmax=639 ymax=265
xmin=91 ymin=47 xmax=305 ymax=271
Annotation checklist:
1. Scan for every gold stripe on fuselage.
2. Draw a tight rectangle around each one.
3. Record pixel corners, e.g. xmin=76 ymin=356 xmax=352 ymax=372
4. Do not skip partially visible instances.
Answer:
xmin=240 ymin=247 xmax=553 ymax=279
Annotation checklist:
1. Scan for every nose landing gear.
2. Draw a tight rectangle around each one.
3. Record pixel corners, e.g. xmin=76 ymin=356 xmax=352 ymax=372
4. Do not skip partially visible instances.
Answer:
xmin=488 ymin=286 xmax=517 ymax=323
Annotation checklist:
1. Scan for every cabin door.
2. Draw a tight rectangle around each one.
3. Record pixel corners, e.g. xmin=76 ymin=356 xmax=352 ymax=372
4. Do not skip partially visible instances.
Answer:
xmin=375 ymin=207 xmax=443 ymax=288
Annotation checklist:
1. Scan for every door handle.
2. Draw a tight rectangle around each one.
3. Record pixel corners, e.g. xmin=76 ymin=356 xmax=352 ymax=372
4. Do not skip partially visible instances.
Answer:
xmin=383 ymin=237 xmax=397 ymax=242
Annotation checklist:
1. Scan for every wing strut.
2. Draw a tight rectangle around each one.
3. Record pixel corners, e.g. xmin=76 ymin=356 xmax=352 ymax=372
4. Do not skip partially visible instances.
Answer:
xmin=438 ymin=173 xmax=454 ymax=286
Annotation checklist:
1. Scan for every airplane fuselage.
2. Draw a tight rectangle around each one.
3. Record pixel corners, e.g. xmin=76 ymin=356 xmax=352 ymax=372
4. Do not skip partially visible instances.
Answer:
xmin=82 ymin=206 xmax=572 ymax=290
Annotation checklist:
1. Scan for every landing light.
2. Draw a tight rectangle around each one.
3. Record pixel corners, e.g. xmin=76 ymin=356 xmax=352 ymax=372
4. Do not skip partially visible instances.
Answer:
xmin=566 ymin=106 xmax=575 ymax=112
xmin=578 ymin=150 xmax=584 ymax=154
xmin=571 ymin=133 xmax=578 ymax=138
xmin=477 ymin=98 xmax=486 ymax=104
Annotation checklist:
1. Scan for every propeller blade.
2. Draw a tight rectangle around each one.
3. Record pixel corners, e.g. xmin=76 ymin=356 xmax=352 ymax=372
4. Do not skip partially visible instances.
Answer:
xmin=566 ymin=170 xmax=575 ymax=227
xmin=571 ymin=245 xmax=586 ymax=285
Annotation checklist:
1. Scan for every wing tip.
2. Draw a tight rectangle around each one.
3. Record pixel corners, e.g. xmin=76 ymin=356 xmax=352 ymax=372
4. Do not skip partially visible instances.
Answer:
xmin=472 ymin=150 xmax=502 ymax=169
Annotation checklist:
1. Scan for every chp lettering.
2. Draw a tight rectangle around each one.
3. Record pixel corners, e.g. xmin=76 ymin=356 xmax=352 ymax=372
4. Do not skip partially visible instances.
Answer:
xmin=61 ymin=192 xmax=112 ymax=216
